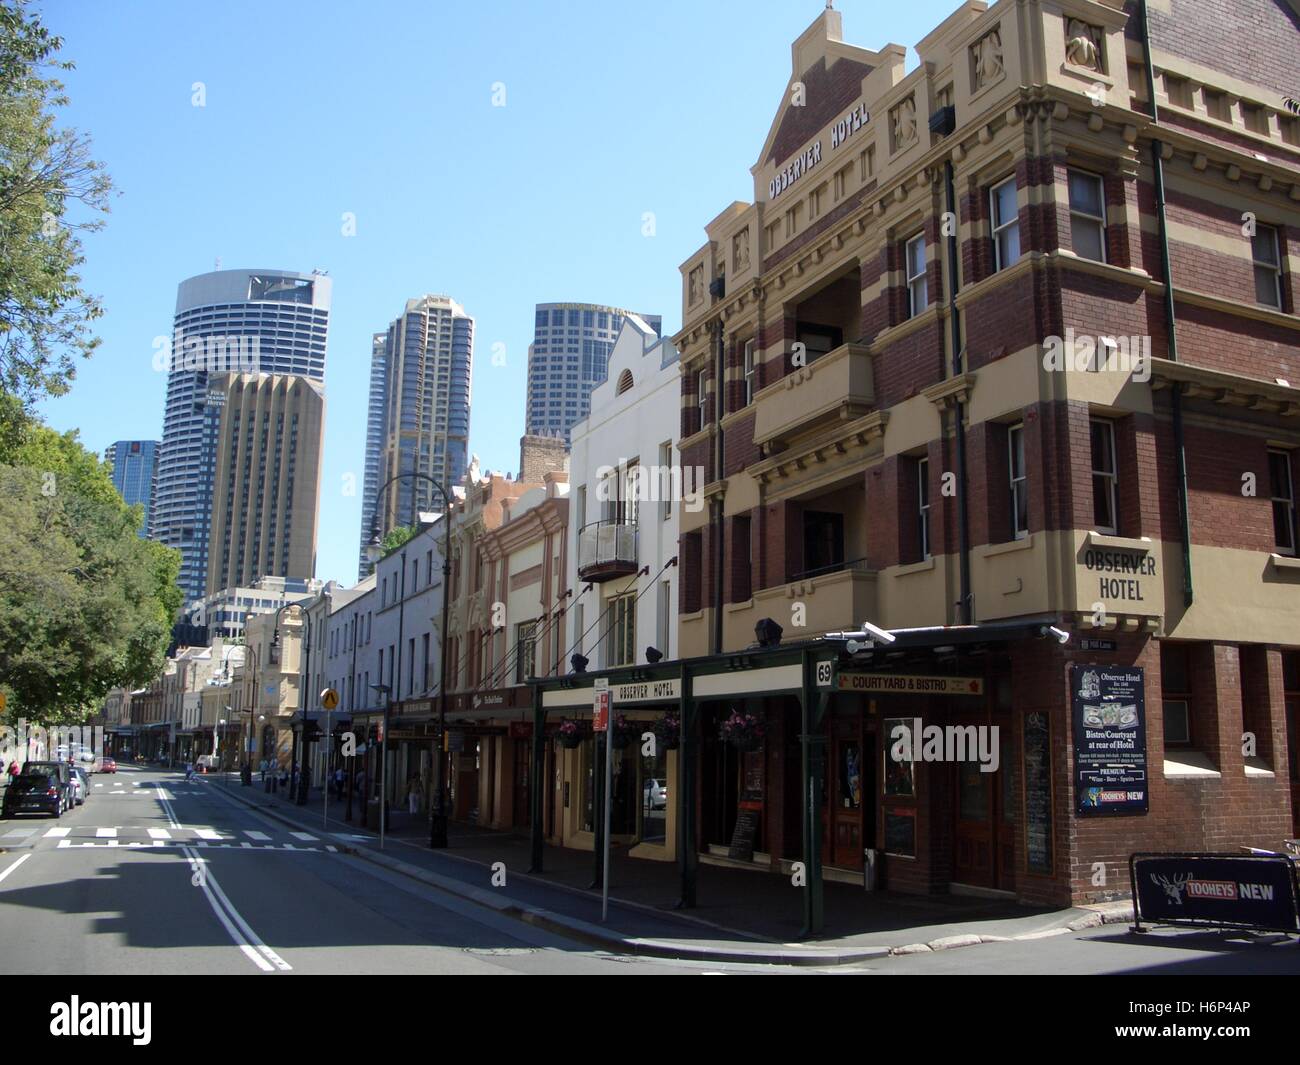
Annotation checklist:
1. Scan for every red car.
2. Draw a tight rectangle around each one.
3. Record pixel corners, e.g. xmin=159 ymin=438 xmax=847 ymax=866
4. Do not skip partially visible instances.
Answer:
xmin=99 ymin=757 xmax=117 ymax=774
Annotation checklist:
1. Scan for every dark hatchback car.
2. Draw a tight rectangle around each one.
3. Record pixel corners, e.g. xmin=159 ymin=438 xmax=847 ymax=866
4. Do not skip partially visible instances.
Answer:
xmin=1 ymin=770 xmax=68 ymax=817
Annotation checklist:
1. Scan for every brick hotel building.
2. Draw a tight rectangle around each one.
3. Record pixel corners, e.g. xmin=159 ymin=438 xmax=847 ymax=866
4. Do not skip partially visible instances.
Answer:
xmin=652 ymin=0 xmax=1299 ymax=912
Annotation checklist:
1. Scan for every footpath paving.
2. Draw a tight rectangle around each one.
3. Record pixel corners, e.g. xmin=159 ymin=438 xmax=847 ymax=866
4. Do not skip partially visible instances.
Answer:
xmin=193 ymin=767 xmax=1131 ymax=966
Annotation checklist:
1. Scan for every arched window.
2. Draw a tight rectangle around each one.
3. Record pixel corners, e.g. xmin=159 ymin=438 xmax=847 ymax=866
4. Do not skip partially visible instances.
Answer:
xmin=616 ymin=369 xmax=634 ymax=395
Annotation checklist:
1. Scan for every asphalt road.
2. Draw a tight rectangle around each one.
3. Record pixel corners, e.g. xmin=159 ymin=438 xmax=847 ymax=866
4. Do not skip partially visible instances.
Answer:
xmin=2 ymin=765 xmax=1297 ymax=977
xmin=0 ymin=764 xmax=762 ymax=975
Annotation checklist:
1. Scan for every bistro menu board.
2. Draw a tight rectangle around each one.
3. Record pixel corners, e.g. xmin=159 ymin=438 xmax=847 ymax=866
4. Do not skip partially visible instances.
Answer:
xmin=1071 ymin=664 xmax=1148 ymax=817
xmin=1023 ymin=711 xmax=1053 ymax=873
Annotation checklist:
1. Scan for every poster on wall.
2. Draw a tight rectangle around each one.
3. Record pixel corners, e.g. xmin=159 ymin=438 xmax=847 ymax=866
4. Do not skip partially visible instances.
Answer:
xmin=1071 ymin=664 xmax=1148 ymax=817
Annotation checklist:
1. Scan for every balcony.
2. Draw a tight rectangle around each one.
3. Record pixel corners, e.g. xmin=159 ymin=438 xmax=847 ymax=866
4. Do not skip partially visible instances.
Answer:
xmin=753 ymin=342 xmax=874 ymax=448
xmin=722 ymin=559 xmax=878 ymax=649
xmin=577 ymin=520 xmax=639 ymax=583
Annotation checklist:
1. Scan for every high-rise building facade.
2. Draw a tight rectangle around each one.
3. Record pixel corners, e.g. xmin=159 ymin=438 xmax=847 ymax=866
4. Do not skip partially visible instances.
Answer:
xmin=372 ymin=295 xmax=473 ymax=540
xmin=525 ymin=303 xmax=662 ymax=442
xmin=104 ymin=439 xmax=159 ymax=536
xmin=204 ymin=373 xmax=325 ymax=596
xmin=151 ymin=269 xmax=331 ymax=606
xmin=357 ymin=333 xmax=388 ymax=579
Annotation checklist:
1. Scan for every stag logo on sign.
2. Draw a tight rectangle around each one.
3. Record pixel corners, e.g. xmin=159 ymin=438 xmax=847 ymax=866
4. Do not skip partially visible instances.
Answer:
xmin=1151 ymin=872 xmax=1188 ymax=906
xmin=50 ymin=997 xmax=151 ymax=1045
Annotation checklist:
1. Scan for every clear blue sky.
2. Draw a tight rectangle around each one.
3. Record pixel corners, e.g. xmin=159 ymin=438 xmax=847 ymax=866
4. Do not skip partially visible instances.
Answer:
xmin=35 ymin=0 xmax=932 ymax=587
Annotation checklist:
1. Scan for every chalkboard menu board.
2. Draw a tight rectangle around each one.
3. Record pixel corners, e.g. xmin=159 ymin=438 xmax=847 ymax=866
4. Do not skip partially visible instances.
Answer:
xmin=728 ymin=789 xmax=763 ymax=861
xmin=1022 ymin=711 xmax=1053 ymax=874
xmin=884 ymin=809 xmax=915 ymax=857
xmin=1071 ymin=665 xmax=1148 ymax=816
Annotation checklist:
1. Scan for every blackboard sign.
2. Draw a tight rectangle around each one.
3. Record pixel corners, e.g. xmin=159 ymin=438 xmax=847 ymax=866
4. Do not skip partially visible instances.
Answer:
xmin=884 ymin=809 xmax=915 ymax=857
xmin=728 ymin=789 xmax=763 ymax=861
xmin=1071 ymin=665 xmax=1148 ymax=816
xmin=1023 ymin=711 xmax=1053 ymax=873
xmin=1133 ymin=854 xmax=1300 ymax=933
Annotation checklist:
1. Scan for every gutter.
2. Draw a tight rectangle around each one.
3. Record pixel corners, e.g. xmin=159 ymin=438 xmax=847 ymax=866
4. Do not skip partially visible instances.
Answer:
xmin=943 ymin=159 xmax=974 ymax=624
xmin=1139 ymin=0 xmax=1194 ymax=607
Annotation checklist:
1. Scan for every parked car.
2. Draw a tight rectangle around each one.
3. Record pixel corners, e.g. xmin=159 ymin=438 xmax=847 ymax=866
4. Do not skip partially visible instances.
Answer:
xmin=2 ymin=770 xmax=68 ymax=818
xmin=99 ymin=757 xmax=117 ymax=774
xmin=70 ymin=767 xmax=89 ymax=805
xmin=643 ymin=778 xmax=667 ymax=811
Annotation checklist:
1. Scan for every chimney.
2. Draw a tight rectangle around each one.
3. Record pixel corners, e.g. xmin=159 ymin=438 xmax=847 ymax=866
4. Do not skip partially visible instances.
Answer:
xmin=519 ymin=434 xmax=569 ymax=483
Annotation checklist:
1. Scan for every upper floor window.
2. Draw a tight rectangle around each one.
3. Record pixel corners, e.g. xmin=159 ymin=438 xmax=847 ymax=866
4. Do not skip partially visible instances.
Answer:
xmin=1068 ymin=169 xmax=1106 ymax=262
xmin=514 ymin=620 xmax=537 ymax=683
xmin=1008 ymin=423 xmax=1028 ymax=540
xmin=743 ymin=340 xmax=756 ymax=406
xmin=1252 ymin=224 xmax=1283 ymax=309
xmin=607 ymin=593 xmax=636 ymax=667
xmin=990 ymin=177 xmax=1021 ymax=271
xmin=1270 ymin=448 xmax=1297 ymax=555
xmin=917 ymin=456 xmax=932 ymax=560
xmin=1090 ymin=418 xmax=1119 ymax=534
xmin=697 ymin=370 xmax=709 ymax=427
xmin=906 ymin=233 xmax=928 ymax=317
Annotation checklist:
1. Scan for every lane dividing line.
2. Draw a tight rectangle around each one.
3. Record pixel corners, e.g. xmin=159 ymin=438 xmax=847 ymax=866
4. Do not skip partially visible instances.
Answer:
xmin=180 ymin=845 xmax=291 ymax=973
xmin=0 ymin=853 xmax=31 ymax=885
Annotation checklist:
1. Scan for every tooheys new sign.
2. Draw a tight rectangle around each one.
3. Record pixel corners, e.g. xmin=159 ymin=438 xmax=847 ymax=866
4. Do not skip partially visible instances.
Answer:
xmin=1132 ymin=854 xmax=1300 ymax=933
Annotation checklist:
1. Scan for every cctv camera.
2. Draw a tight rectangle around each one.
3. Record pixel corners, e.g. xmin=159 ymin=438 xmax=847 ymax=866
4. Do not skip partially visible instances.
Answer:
xmin=859 ymin=621 xmax=897 ymax=644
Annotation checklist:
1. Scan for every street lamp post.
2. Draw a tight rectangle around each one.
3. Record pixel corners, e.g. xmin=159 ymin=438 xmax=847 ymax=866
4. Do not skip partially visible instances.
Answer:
xmin=244 ymin=602 xmax=302 ymax=786
xmin=369 ymin=682 xmax=392 ymax=849
xmin=364 ymin=469 xmax=454 ymax=850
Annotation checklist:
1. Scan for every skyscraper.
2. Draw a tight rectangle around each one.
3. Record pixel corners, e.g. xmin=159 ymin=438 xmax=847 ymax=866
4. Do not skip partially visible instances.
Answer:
xmin=357 ymin=333 xmax=387 ymax=579
xmin=151 ymin=269 xmax=331 ymax=606
xmin=369 ymin=295 xmax=473 ymax=544
xmin=205 ymin=373 xmax=325 ymax=596
xmin=104 ymin=439 xmax=159 ymax=537
xmin=525 ymin=303 xmax=661 ymax=442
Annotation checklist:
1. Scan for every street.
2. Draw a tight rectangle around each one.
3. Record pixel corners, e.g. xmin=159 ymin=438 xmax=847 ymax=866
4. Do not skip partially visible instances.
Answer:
xmin=1 ymin=765 xmax=1295 ymax=978
xmin=0 ymin=765 xmax=726 ymax=975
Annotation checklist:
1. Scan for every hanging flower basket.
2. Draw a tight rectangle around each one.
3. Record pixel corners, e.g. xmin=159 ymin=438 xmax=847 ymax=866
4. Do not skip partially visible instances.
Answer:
xmin=654 ymin=712 xmax=680 ymax=751
xmin=719 ymin=710 xmax=765 ymax=751
xmin=611 ymin=714 xmax=639 ymax=750
xmin=557 ymin=720 xmax=587 ymax=749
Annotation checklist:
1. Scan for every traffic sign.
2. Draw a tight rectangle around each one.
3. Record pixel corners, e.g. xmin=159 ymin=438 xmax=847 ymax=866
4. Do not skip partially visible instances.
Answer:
xmin=320 ymin=688 xmax=339 ymax=710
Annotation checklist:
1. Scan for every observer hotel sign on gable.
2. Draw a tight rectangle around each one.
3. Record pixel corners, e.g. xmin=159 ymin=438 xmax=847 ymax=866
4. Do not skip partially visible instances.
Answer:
xmin=768 ymin=101 xmax=869 ymax=202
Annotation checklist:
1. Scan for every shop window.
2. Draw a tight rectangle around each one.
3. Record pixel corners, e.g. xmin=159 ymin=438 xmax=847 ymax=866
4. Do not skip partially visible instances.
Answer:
xmin=1068 ymin=169 xmax=1106 ymax=262
xmin=1253 ymin=225 xmax=1283 ymax=309
xmin=990 ymin=177 xmax=1021 ymax=272
xmin=1090 ymin=418 xmax=1119 ymax=534
xmin=1269 ymin=449 xmax=1297 ymax=554
xmin=1161 ymin=643 xmax=1192 ymax=748
xmin=906 ymin=233 xmax=928 ymax=317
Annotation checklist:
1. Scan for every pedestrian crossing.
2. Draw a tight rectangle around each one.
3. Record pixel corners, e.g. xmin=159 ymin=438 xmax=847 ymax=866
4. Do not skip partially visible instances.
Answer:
xmin=0 ymin=824 xmax=358 ymax=852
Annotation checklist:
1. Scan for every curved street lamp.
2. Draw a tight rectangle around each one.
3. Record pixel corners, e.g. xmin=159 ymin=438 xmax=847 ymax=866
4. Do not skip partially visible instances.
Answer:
xmin=241 ymin=601 xmax=302 ymax=786
xmin=367 ymin=469 xmax=454 ymax=849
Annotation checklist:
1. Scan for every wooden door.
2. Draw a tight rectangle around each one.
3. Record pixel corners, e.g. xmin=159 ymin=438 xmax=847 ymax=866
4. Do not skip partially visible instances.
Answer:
xmin=953 ymin=757 xmax=995 ymax=887
xmin=1287 ymin=698 xmax=1298 ymax=837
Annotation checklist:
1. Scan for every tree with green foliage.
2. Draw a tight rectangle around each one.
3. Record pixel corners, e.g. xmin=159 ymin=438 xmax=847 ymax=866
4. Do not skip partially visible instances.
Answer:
xmin=0 ymin=0 xmax=113 ymax=408
xmin=0 ymin=426 xmax=181 ymax=726
xmin=380 ymin=524 xmax=418 ymax=555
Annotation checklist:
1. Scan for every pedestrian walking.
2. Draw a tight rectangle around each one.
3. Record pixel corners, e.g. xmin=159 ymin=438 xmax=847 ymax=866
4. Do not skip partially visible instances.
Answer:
xmin=407 ymin=773 xmax=421 ymax=815
xmin=333 ymin=766 xmax=345 ymax=801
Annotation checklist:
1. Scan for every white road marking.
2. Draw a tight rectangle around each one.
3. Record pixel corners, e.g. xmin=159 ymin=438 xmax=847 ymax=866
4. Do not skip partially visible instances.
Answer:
xmin=44 ymin=827 xmax=70 ymax=838
xmin=0 ymin=853 xmax=32 ymax=884
xmin=96 ymin=827 xmax=117 ymax=838
xmin=2 ymin=827 xmax=37 ymax=839
xmin=244 ymin=831 xmax=271 ymax=841
xmin=289 ymin=832 xmax=318 ymax=842
xmin=148 ymin=828 xmax=172 ymax=840
xmin=194 ymin=828 xmax=223 ymax=841
xmin=181 ymin=845 xmax=291 ymax=973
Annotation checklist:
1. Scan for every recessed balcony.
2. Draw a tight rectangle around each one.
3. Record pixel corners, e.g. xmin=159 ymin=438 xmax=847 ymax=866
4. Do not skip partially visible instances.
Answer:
xmin=753 ymin=342 xmax=875 ymax=448
xmin=578 ymin=520 xmax=639 ymax=583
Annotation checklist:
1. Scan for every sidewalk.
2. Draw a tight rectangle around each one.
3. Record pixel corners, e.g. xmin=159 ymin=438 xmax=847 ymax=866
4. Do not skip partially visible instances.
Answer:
xmin=202 ymin=769 xmax=1131 ymax=966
